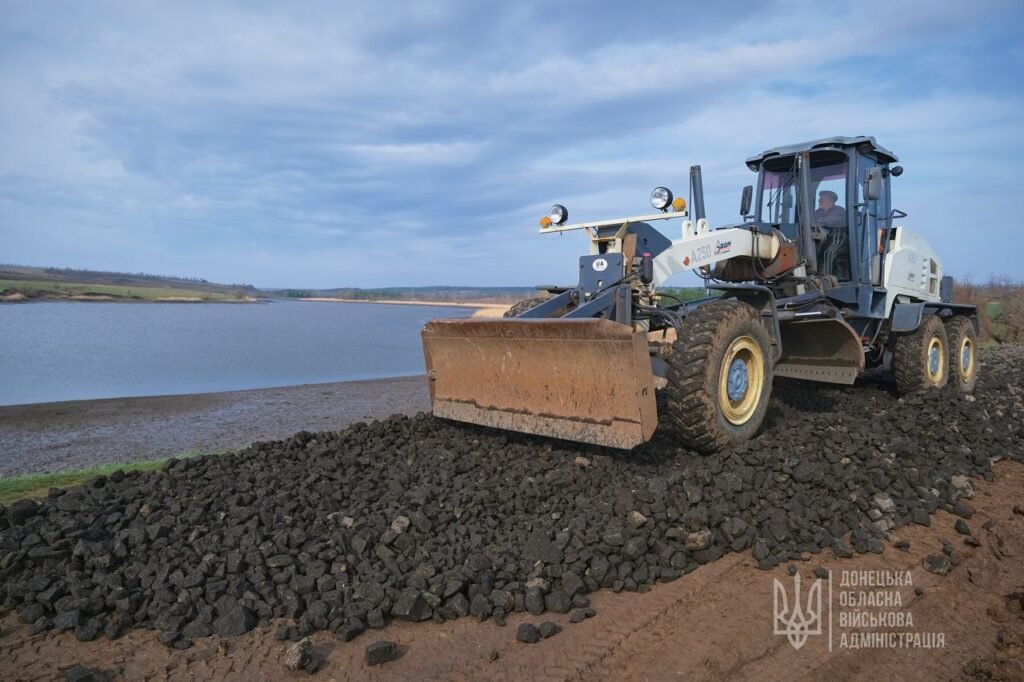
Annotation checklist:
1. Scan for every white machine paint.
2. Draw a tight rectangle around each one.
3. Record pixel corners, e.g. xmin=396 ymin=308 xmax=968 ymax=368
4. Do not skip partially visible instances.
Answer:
xmin=880 ymin=226 xmax=943 ymax=315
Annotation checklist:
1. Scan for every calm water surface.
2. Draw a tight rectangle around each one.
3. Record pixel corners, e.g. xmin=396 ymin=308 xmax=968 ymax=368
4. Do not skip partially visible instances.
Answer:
xmin=0 ymin=300 xmax=475 ymax=406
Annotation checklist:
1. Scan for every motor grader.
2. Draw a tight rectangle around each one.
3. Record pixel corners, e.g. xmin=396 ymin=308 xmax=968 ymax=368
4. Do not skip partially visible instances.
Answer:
xmin=421 ymin=136 xmax=979 ymax=452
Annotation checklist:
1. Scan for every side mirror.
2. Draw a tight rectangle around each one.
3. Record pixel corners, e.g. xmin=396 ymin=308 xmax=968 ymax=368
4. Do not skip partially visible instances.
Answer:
xmin=740 ymin=185 xmax=753 ymax=217
xmin=865 ymin=168 xmax=883 ymax=201
xmin=890 ymin=165 xmax=903 ymax=177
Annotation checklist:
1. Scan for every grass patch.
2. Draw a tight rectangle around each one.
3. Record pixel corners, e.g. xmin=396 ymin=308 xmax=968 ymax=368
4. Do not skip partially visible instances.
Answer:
xmin=0 ymin=451 xmax=219 ymax=505
xmin=0 ymin=278 xmax=240 ymax=301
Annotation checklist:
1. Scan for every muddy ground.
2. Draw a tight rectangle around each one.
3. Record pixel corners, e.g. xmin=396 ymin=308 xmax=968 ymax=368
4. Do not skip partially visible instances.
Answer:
xmin=0 ymin=377 xmax=429 ymax=476
xmin=0 ymin=460 xmax=1021 ymax=681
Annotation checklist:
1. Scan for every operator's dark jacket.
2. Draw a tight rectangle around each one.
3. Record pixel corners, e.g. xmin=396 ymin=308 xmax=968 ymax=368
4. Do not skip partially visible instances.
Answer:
xmin=814 ymin=205 xmax=845 ymax=227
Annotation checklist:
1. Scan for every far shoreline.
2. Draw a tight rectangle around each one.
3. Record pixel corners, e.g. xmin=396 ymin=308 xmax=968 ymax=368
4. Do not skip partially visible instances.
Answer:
xmin=301 ymin=297 xmax=510 ymax=317
xmin=0 ymin=294 xmax=266 ymax=304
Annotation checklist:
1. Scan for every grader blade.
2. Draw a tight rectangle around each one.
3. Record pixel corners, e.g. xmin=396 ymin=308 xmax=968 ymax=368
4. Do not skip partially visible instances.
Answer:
xmin=775 ymin=317 xmax=865 ymax=384
xmin=422 ymin=318 xmax=657 ymax=449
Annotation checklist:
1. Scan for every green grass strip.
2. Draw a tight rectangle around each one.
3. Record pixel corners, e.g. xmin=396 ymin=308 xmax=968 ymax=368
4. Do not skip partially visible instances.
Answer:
xmin=0 ymin=451 xmax=219 ymax=505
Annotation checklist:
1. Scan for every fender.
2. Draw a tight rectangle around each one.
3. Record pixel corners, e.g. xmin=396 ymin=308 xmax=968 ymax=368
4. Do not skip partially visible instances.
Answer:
xmin=890 ymin=302 xmax=926 ymax=333
xmin=890 ymin=301 xmax=979 ymax=334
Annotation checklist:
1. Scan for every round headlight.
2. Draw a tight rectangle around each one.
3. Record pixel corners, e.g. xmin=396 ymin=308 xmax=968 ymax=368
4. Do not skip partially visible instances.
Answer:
xmin=549 ymin=204 xmax=568 ymax=225
xmin=650 ymin=187 xmax=673 ymax=211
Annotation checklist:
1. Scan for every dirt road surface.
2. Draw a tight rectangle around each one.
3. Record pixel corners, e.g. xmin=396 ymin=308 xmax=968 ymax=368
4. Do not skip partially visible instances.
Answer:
xmin=2 ymin=460 xmax=1020 ymax=681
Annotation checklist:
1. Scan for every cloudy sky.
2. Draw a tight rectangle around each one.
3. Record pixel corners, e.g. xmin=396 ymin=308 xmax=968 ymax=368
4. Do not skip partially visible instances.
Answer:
xmin=1 ymin=1 xmax=1022 ymax=288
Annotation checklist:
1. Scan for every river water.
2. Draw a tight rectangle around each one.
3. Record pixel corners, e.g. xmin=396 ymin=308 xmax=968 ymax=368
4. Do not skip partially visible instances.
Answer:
xmin=0 ymin=300 xmax=476 ymax=406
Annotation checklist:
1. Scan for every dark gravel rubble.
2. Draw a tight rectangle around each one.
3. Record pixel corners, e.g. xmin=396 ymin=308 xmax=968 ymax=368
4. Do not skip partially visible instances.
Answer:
xmin=2 ymin=346 xmax=1022 ymax=650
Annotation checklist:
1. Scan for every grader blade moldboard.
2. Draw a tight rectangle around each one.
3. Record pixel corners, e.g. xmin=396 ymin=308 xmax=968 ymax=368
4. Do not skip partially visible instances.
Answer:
xmin=422 ymin=318 xmax=657 ymax=449
xmin=775 ymin=317 xmax=865 ymax=384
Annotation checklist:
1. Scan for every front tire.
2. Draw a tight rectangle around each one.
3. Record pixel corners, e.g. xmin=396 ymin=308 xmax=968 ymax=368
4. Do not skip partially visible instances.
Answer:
xmin=893 ymin=314 xmax=949 ymax=394
xmin=944 ymin=316 xmax=978 ymax=393
xmin=663 ymin=300 xmax=774 ymax=453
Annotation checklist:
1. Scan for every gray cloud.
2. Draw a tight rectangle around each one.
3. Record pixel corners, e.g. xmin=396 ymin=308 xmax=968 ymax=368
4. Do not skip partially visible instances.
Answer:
xmin=0 ymin=0 xmax=1021 ymax=287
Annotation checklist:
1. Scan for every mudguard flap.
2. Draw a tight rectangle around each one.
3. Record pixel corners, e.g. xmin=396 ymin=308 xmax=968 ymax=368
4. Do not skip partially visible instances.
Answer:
xmin=422 ymin=318 xmax=657 ymax=449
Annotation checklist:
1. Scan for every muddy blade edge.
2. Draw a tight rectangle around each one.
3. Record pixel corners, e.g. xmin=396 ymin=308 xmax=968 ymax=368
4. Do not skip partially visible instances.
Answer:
xmin=421 ymin=318 xmax=658 ymax=450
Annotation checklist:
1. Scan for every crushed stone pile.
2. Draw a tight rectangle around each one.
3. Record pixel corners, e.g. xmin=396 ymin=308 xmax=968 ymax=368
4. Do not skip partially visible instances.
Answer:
xmin=2 ymin=346 xmax=1022 ymax=649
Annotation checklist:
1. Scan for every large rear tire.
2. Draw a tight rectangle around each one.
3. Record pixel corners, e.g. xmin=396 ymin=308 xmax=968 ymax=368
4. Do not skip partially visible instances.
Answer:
xmin=663 ymin=300 xmax=774 ymax=453
xmin=944 ymin=316 xmax=978 ymax=393
xmin=893 ymin=314 xmax=949 ymax=394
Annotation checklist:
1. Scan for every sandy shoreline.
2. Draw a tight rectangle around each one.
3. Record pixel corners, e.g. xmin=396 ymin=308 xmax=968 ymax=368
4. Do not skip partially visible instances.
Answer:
xmin=301 ymin=297 xmax=504 ymax=308
xmin=301 ymin=297 xmax=510 ymax=317
xmin=0 ymin=376 xmax=430 ymax=477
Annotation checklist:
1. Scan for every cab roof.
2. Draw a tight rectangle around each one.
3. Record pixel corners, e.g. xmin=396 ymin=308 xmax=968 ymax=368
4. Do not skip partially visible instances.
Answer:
xmin=745 ymin=136 xmax=898 ymax=170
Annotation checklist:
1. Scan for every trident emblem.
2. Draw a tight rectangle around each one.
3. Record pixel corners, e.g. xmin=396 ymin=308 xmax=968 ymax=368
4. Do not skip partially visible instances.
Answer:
xmin=773 ymin=573 xmax=823 ymax=650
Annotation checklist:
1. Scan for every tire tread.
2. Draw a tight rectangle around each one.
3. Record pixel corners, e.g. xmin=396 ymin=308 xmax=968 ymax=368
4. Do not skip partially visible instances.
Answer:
xmin=663 ymin=300 xmax=774 ymax=453
xmin=893 ymin=314 xmax=949 ymax=394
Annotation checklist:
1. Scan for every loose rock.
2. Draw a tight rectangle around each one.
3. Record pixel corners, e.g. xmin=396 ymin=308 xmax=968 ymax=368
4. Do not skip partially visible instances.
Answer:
xmin=516 ymin=623 xmax=540 ymax=644
xmin=366 ymin=640 xmax=399 ymax=666
xmin=686 ymin=528 xmax=712 ymax=551
xmin=539 ymin=621 xmax=559 ymax=638
xmin=65 ymin=666 xmax=109 ymax=682
xmin=544 ymin=590 xmax=572 ymax=614
xmin=924 ymin=554 xmax=952 ymax=576
xmin=284 ymin=637 xmax=314 ymax=672
xmin=0 ymin=346 xmax=1020 ymax=648
xmin=391 ymin=590 xmax=431 ymax=622
xmin=949 ymin=475 xmax=974 ymax=500
xmin=627 ymin=511 xmax=648 ymax=529
xmin=213 ymin=605 xmax=256 ymax=637
xmin=6 ymin=499 xmax=39 ymax=526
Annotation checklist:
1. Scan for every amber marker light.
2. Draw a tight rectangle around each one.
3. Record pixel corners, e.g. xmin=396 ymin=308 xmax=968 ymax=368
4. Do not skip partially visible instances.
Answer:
xmin=540 ymin=216 xmax=553 ymax=227
xmin=673 ymin=197 xmax=687 ymax=213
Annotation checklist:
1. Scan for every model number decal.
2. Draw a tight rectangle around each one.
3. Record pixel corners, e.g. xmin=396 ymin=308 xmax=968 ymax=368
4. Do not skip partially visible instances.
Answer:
xmin=688 ymin=244 xmax=713 ymax=264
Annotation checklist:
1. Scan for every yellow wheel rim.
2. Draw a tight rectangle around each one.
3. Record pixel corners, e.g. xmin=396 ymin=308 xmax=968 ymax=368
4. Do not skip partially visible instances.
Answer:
xmin=959 ymin=335 xmax=975 ymax=382
xmin=926 ymin=335 xmax=945 ymax=385
xmin=718 ymin=336 xmax=765 ymax=425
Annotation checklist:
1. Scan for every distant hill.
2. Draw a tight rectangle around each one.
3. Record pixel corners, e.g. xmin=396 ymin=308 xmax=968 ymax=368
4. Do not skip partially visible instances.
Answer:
xmin=0 ymin=264 xmax=259 ymax=302
xmin=0 ymin=264 xmax=256 ymax=294
xmin=1 ymin=264 xmax=712 ymax=306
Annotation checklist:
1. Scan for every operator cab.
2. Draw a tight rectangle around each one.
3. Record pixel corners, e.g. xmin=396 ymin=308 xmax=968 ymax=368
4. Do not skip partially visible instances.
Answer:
xmin=746 ymin=136 xmax=898 ymax=288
